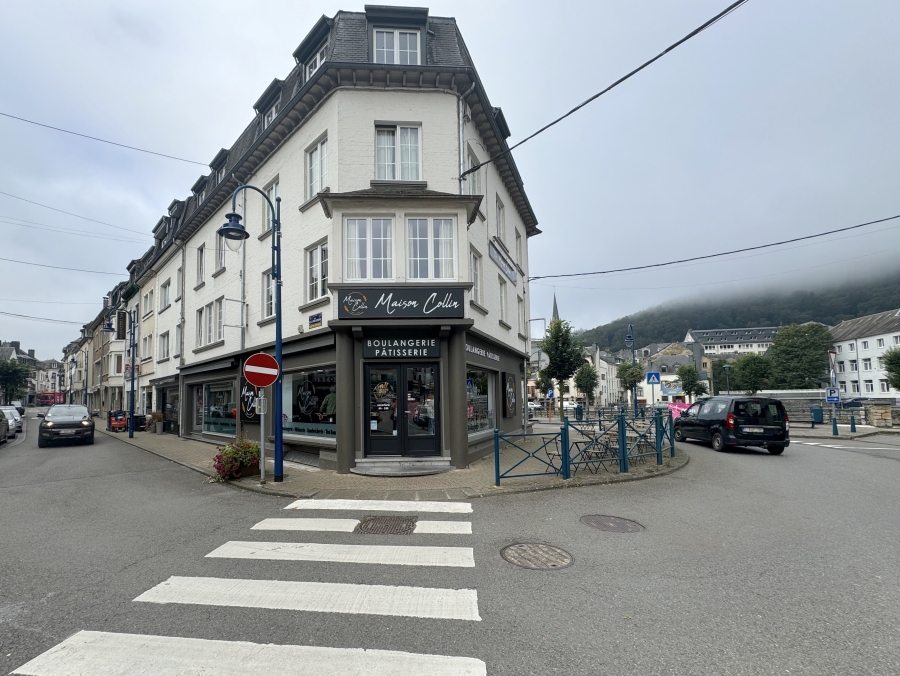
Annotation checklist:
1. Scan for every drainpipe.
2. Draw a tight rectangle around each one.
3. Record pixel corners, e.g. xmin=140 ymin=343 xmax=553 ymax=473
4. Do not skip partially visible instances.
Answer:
xmin=457 ymin=81 xmax=476 ymax=194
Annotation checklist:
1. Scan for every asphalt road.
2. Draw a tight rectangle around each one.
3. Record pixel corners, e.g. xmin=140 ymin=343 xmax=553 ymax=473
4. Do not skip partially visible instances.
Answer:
xmin=2 ymin=415 xmax=900 ymax=674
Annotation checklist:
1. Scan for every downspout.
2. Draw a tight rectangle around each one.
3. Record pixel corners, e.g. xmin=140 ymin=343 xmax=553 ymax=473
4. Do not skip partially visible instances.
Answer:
xmin=457 ymin=81 xmax=476 ymax=195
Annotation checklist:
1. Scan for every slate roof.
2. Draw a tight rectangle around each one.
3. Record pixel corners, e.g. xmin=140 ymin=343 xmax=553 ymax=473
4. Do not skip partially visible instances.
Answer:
xmin=831 ymin=309 xmax=900 ymax=342
xmin=687 ymin=327 xmax=778 ymax=345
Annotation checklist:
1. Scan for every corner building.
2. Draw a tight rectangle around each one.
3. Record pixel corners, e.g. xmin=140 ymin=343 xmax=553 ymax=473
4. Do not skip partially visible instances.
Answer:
xmin=129 ymin=6 xmax=540 ymax=472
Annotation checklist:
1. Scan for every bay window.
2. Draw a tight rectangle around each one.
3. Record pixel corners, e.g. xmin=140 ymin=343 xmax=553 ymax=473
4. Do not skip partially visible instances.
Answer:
xmin=407 ymin=218 xmax=454 ymax=280
xmin=345 ymin=218 xmax=393 ymax=280
xmin=375 ymin=125 xmax=420 ymax=181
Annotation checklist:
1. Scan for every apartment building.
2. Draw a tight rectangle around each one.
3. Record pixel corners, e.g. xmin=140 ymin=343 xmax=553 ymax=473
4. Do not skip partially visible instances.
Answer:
xmin=684 ymin=326 xmax=777 ymax=357
xmin=831 ymin=309 xmax=900 ymax=400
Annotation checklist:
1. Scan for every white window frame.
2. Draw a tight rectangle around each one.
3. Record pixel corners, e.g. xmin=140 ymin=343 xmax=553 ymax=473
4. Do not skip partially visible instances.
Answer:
xmin=877 ymin=338 xmax=885 ymax=347
xmin=160 ymin=280 xmax=171 ymax=310
xmin=498 ymin=276 xmax=507 ymax=323
xmin=406 ymin=217 xmax=455 ymax=281
xmin=175 ymin=267 xmax=183 ymax=300
xmin=196 ymin=308 xmax=205 ymax=347
xmin=852 ymin=381 xmax=860 ymax=393
xmin=375 ymin=125 xmax=421 ymax=181
xmin=216 ymin=232 xmax=226 ymax=270
xmin=215 ymin=298 xmax=224 ymax=342
xmin=344 ymin=217 xmax=394 ymax=281
xmin=517 ymin=296 xmax=525 ymax=334
xmin=264 ymin=99 xmax=280 ymax=128
xmin=216 ymin=166 xmax=225 ymax=184
xmin=881 ymin=380 xmax=890 ymax=392
xmin=306 ymin=43 xmax=328 ymax=79
xmin=838 ymin=361 xmax=845 ymax=373
xmin=894 ymin=335 xmax=900 ymax=345
xmin=373 ymin=28 xmax=419 ymax=65
xmin=849 ymin=343 xmax=855 ymax=352
xmin=515 ymin=230 xmax=522 ymax=266
xmin=307 ymin=240 xmax=328 ymax=301
xmin=174 ymin=323 xmax=182 ymax=358
xmin=862 ymin=340 xmax=869 ymax=350
xmin=197 ymin=245 xmax=205 ymax=285
xmin=141 ymin=334 xmax=152 ymax=362
xmin=262 ymin=270 xmax=275 ymax=319
xmin=465 ymin=151 xmax=482 ymax=196
xmin=142 ymin=290 xmax=154 ymax=318
xmin=863 ymin=358 xmax=872 ymax=371
xmin=158 ymin=332 xmax=169 ymax=360
xmin=839 ymin=381 xmax=847 ymax=392
xmin=850 ymin=360 xmax=858 ymax=372
xmin=495 ymin=195 xmax=506 ymax=242
xmin=307 ymin=137 xmax=328 ymax=199
xmin=264 ymin=180 xmax=279 ymax=233
xmin=864 ymin=380 xmax=874 ymax=393
xmin=837 ymin=345 xmax=842 ymax=353
xmin=205 ymin=302 xmax=214 ymax=345
xmin=469 ymin=248 xmax=482 ymax=304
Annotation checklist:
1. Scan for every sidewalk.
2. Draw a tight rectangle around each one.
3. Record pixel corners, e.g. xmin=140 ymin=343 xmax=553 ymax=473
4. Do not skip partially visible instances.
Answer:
xmin=99 ymin=428 xmax=689 ymax=500
xmin=790 ymin=424 xmax=900 ymax=441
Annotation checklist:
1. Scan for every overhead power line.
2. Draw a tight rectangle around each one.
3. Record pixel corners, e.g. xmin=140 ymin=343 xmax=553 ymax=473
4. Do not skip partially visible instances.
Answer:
xmin=528 ymin=213 xmax=900 ymax=281
xmin=0 ymin=311 xmax=85 ymax=325
xmin=0 ymin=256 xmax=124 ymax=276
xmin=0 ymin=297 xmax=99 ymax=305
xmin=0 ymin=111 xmax=208 ymax=166
xmin=0 ymin=218 xmax=149 ymax=243
xmin=460 ymin=0 xmax=750 ymax=180
xmin=0 ymin=190 xmax=149 ymax=236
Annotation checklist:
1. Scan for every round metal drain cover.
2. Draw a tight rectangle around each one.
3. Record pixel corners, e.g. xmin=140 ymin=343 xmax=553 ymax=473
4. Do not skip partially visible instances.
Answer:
xmin=501 ymin=543 xmax=573 ymax=570
xmin=580 ymin=515 xmax=644 ymax=533
xmin=355 ymin=516 xmax=417 ymax=535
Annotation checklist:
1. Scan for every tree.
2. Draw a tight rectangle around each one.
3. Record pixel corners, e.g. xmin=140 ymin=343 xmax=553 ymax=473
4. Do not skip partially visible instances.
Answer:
xmin=617 ymin=361 xmax=645 ymax=407
xmin=710 ymin=359 xmax=731 ymax=395
xmin=540 ymin=320 xmax=585 ymax=419
xmin=573 ymin=362 xmax=599 ymax=404
xmin=770 ymin=323 xmax=833 ymax=389
xmin=883 ymin=347 xmax=900 ymax=391
xmin=732 ymin=353 xmax=772 ymax=394
xmin=0 ymin=359 xmax=31 ymax=404
xmin=533 ymin=370 xmax=552 ymax=398
xmin=676 ymin=364 xmax=708 ymax=400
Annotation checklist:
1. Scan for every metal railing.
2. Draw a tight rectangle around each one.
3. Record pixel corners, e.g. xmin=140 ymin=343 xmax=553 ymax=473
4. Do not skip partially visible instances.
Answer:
xmin=495 ymin=410 xmax=676 ymax=486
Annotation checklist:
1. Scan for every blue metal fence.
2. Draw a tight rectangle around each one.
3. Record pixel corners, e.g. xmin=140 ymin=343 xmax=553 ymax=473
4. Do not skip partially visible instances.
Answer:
xmin=494 ymin=410 xmax=676 ymax=486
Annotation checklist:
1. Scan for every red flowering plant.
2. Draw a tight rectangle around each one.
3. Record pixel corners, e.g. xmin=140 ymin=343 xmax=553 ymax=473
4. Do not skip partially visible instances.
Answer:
xmin=210 ymin=436 xmax=261 ymax=482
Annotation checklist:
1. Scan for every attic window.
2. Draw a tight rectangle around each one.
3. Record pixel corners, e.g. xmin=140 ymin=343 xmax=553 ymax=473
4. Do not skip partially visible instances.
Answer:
xmin=306 ymin=43 xmax=327 ymax=80
xmin=264 ymin=100 xmax=280 ymax=128
xmin=196 ymin=188 xmax=206 ymax=205
xmin=216 ymin=166 xmax=226 ymax=184
xmin=374 ymin=29 xmax=419 ymax=65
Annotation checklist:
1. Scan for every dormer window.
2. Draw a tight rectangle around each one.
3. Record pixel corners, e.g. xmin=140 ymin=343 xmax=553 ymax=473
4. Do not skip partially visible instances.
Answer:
xmin=264 ymin=100 xmax=280 ymax=128
xmin=374 ymin=29 xmax=419 ymax=65
xmin=216 ymin=166 xmax=226 ymax=184
xmin=196 ymin=189 xmax=206 ymax=204
xmin=306 ymin=43 xmax=327 ymax=80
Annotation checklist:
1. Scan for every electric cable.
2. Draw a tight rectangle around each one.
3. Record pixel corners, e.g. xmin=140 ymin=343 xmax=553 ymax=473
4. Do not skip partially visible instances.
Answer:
xmin=0 ymin=257 xmax=124 ymax=276
xmin=0 ymin=111 xmax=207 ymax=166
xmin=0 ymin=219 xmax=150 ymax=243
xmin=529 ymin=213 xmax=900 ymax=281
xmin=0 ymin=190 xmax=148 ymax=235
xmin=460 ymin=0 xmax=750 ymax=180
xmin=0 ymin=298 xmax=100 ymax=305
xmin=0 ymin=311 xmax=85 ymax=325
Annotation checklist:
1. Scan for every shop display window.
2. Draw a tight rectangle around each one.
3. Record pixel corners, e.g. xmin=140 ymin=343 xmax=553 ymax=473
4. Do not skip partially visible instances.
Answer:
xmin=283 ymin=367 xmax=337 ymax=439
xmin=466 ymin=368 xmax=494 ymax=434
xmin=203 ymin=383 xmax=236 ymax=435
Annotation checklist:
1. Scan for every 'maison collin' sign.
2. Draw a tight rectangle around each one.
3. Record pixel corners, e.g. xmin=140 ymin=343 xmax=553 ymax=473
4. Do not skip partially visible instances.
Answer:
xmin=339 ymin=287 xmax=465 ymax=319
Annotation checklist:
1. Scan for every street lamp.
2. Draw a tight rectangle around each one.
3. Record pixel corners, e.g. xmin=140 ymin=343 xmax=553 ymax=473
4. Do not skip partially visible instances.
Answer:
xmin=722 ymin=363 xmax=731 ymax=394
xmin=217 ymin=186 xmax=284 ymax=482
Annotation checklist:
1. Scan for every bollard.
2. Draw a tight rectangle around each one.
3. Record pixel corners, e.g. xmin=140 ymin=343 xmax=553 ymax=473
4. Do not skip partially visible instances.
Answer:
xmin=561 ymin=418 xmax=571 ymax=480
xmin=618 ymin=411 xmax=629 ymax=474
xmin=493 ymin=429 xmax=500 ymax=486
xmin=655 ymin=409 xmax=663 ymax=465
xmin=850 ymin=415 xmax=856 ymax=433
xmin=669 ymin=412 xmax=676 ymax=457
xmin=832 ymin=416 xmax=838 ymax=436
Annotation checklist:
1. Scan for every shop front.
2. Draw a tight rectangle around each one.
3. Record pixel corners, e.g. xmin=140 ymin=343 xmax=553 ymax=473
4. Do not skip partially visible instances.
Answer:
xmin=179 ymin=357 xmax=239 ymax=443
xmin=151 ymin=375 xmax=180 ymax=435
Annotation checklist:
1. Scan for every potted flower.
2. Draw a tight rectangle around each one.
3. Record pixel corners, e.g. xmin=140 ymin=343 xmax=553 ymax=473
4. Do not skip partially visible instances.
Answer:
xmin=211 ymin=436 xmax=260 ymax=482
xmin=150 ymin=411 xmax=164 ymax=434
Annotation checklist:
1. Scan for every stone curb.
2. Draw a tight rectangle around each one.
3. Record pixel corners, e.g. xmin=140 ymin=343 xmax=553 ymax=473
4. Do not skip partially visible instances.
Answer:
xmin=793 ymin=430 xmax=900 ymax=441
xmin=100 ymin=428 xmax=690 ymax=501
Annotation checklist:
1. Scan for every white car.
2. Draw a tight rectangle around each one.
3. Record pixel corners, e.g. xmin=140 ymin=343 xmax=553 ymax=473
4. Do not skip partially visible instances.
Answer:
xmin=2 ymin=409 xmax=17 ymax=438
xmin=527 ymin=401 xmax=542 ymax=411
xmin=0 ymin=406 xmax=22 ymax=433
xmin=562 ymin=401 xmax=578 ymax=410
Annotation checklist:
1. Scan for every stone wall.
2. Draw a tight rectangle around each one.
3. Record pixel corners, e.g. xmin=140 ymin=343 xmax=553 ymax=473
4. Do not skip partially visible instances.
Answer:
xmin=864 ymin=402 xmax=894 ymax=428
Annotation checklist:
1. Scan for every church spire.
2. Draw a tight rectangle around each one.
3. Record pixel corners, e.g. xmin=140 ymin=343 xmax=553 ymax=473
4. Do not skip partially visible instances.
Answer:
xmin=552 ymin=293 xmax=560 ymax=323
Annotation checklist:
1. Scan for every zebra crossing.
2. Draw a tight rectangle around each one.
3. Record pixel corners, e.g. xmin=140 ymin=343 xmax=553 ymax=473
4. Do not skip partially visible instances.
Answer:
xmin=13 ymin=499 xmax=485 ymax=675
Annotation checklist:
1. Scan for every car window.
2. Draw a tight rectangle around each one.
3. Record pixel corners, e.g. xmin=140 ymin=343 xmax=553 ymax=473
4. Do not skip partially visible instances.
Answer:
xmin=47 ymin=406 xmax=90 ymax=418
xmin=685 ymin=404 xmax=700 ymax=417
xmin=700 ymin=402 xmax=716 ymax=416
xmin=2 ymin=410 xmax=14 ymax=420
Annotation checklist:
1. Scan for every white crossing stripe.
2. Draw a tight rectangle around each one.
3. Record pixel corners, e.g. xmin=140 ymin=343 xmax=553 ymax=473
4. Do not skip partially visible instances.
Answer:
xmin=253 ymin=518 xmax=359 ymax=532
xmin=135 ymin=576 xmax=481 ymax=621
xmin=285 ymin=499 xmax=472 ymax=513
xmin=207 ymin=540 xmax=475 ymax=567
xmin=251 ymin=518 xmax=472 ymax=535
xmin=414 ymin=520 xmax=473 ymax=534
xmin=12 ymin=631 xmax=487 ymax=676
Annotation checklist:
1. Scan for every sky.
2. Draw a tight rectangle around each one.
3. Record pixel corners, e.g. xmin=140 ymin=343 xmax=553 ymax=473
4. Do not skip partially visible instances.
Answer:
xmin=2 ymin=0 xmax=899 ymax=360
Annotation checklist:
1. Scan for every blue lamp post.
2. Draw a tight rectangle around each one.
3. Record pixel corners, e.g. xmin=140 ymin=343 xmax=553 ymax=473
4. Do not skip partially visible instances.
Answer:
xmin=102 ymin=309 xmax=137 ymax=438
xmin=217 ymin=186 xmax=284 ymax=481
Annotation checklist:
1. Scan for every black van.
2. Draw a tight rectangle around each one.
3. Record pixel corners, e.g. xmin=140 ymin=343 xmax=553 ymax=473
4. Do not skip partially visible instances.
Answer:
xmin=674 ymin=396 xmax=789 ymax=454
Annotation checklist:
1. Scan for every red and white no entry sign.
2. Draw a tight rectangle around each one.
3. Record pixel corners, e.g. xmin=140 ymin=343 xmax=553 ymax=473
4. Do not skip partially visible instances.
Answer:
xmin=243 ymin=352 xmax=280 ymax=388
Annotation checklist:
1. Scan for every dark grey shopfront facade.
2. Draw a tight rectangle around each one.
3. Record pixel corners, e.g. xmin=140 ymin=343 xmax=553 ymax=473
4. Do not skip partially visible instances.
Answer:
xmin=176 ymin=284 xmax=527 ymax=474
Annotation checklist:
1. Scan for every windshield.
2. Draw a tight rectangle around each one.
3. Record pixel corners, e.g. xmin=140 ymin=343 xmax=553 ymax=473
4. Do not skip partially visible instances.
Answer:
xmin=47 ymin=406 xmax=90 ymax=418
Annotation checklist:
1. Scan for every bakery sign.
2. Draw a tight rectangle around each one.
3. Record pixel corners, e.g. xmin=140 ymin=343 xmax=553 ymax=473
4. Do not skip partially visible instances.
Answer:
xmin=338 ymin=287 xmax=465 ymax=319
xmin=364 ymin=337 xmax=440 ymax=358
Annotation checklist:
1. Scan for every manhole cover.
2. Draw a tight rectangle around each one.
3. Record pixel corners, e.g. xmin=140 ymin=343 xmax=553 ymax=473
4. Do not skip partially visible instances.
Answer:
xmin=580 ymin=515 xmax=644 ymax=533
xmin=355 ymin=516 xmax=417 ymax=535
xmin=500 ymin=543 xmax=573 ymax=570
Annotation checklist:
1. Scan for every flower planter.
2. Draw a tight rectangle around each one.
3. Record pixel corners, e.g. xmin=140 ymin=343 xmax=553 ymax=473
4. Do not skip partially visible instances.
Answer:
xmin=156 ymin=421 xmax=164 ymax=434
xmin=238 ymin=460 xmax=260 ymax=478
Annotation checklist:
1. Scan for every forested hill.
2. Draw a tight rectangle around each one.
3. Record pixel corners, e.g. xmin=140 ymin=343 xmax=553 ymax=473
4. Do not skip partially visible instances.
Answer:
xmin=577 ymin=272 xmax=900 ymax=350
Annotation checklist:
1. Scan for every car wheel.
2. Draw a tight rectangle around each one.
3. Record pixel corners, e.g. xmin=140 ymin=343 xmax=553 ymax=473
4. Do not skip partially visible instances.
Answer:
xmin=711 ymin=432 xmax=725 ymax=452
xmin=38 ymin=436 xmax=47 ymax=448
xmin=768 ymin=445 xmax=784 ymax=455
xmin=674 ymin=428 xmax=685 ymax=442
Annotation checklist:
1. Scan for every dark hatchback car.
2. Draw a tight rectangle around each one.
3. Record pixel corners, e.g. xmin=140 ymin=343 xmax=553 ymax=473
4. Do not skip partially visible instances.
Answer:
xmin=674 ymin=396 xmax=789 ymax=455
xmin=38 ymin=404 xmax=95 ymax=447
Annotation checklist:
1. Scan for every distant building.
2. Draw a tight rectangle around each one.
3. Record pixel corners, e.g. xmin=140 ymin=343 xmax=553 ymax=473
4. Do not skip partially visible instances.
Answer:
xmin=684 ymin=327 xmax=777 ymax=357
xmin=831 ymin=309 xmax=900 ymax=400
xmin=0 ymin=341 xmax=40 ymax=404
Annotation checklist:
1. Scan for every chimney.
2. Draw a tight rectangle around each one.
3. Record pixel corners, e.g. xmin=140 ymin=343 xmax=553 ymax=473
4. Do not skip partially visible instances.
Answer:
xmin=103 ymin=296 xmax=110 ymax=309
xmin=28 ymin=349 xmax=35 ymax=358
xmin=10 ymin=341 xmax=20 ymax=349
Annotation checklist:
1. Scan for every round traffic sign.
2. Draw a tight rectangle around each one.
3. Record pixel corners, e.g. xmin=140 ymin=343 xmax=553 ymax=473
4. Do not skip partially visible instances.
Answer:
xmin=244 ymin=352 xmax=280 ymax=388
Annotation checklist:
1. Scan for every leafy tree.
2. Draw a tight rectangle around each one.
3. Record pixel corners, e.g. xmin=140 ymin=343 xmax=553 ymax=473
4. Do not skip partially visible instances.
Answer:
xmin=0 ymin=359 xmax=31 ymax=403
xmin=883 ymin=347 xmax=900 ymax=391
xmin=710 ymin=359 xmax=732 ymax=395
xmin=617 ymin=361 xmax=645 ymax=407
xmin=540 ymin=320 xmax=584 ymax=419
xmin=573 ymin=362 xmax=599 ymax=404
xmin=676 ymin=364 xmax=708 ymax=400
xmin=533 ymin=370 xmax=552 ymax=397
xmin=732 ymin=353 xmax=773 ymax=394
xmin=770 ymin=323 xmax=833 ymax=389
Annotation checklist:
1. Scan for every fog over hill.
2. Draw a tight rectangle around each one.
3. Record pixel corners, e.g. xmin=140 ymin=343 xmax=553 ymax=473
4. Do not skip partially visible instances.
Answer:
xmin=577 ymin=271 xmax=900 ymax=350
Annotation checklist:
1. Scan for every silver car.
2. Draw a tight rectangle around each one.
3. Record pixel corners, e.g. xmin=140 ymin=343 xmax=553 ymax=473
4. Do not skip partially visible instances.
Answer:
xmin=0 ymin=406 xmax=23 ymax=433
xmin=2 ymin=409 xmax=16 ymax=439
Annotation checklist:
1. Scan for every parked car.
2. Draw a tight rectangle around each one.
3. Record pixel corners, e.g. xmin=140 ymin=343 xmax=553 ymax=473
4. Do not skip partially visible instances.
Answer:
xmin=674 ymin=396 xmax=789 ymax=455
xmin=562 ymin=400 xmax=578 ymax=410
xmin=11 ymin=400 xmax=25 ymax=415
xmin=836 ymin=397 xmax=866 ymax=409
xmin=0 ymin=406 xmax=23 ymax=433
xmin=527 ymin=401 xmax=542 ymax=411
xmin=37 ymin=404 xmax=95 ymax=447
xmin=0 ymin=412 xmax=8 ymax=442
xmin=2 ymin=409 xmax=17 ymax=439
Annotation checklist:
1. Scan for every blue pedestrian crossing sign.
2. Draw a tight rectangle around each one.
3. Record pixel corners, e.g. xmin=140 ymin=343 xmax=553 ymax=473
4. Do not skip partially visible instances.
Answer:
xmin=646 ymin=372 xmax=661 ymax=385
xmin=826 ymin=387 xmax=840 ymax=403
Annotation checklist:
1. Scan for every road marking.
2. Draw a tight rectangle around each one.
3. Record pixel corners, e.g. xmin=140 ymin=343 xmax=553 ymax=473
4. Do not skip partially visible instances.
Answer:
xmin=285 ymin=499 xmax=472 ymax=513
xmin=135 ymin=576 xmax=481 ymax=621
xmin=12 ymin=631 xmax=487 ymax=676
xmin=414 ymin=520 xmax=473 ymax=534
xmin=252 ymin=518 xmax=360 ymax=532
xmin=207 ymin=540 xmax=475 ymax=567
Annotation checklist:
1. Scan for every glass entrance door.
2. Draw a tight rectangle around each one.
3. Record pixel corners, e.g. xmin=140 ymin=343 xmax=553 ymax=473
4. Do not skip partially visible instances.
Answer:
xmin=366 ymin=363 xmax=440 ymax=457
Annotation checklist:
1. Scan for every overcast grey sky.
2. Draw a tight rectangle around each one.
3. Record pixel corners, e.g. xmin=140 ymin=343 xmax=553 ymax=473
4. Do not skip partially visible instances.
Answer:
xmin=2 ymin=1 xmax=899 ymax=360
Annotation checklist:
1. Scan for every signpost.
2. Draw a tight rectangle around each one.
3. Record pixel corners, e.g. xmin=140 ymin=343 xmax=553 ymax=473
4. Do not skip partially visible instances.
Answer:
xmin=827 ymin=350 xmax=838 ymax=431
xmin=244 ymin=354 xmax=280 ymax=484
xmin=826 ymin=387 xmax=841 ymax=404
xmin=627 ymin=324 xmax=637 ymax=415
xmin=647 ymin=371 xmax=661 ymax=406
